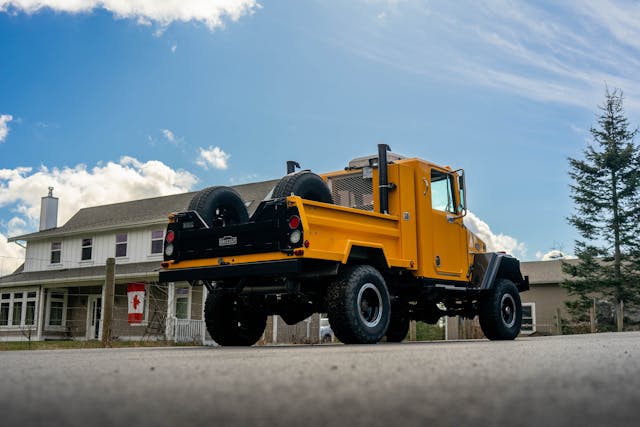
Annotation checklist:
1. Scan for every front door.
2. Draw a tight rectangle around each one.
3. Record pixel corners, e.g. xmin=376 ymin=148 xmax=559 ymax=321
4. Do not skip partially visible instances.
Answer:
xmin=86 ymin=295 xmax=102 ymax=340
xmin=429 ymin=168 xmax=468 ymax=277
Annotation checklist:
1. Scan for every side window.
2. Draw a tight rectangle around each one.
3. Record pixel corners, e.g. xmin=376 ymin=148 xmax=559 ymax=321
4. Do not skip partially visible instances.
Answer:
xmin=0 ymin=291 xmax=38 ymax=327
xmin=430 ymin=170 xmax=456 ymax=213
xmin=81 ymin=238 xmax=93 ymax=261
xmin=115 ymin=233 xmax=128 ymax=257
xmin=150 ymin=230 xmax=164 ymax=254
xmin=51 ymin=241 xmax=62 ymax=264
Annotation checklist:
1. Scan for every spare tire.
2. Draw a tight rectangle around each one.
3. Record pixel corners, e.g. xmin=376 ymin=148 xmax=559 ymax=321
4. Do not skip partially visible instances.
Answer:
xmin=271 ymin=171 xmax=333 ymax=204
xmin=188 ymin=186 xmax=249 ymax=228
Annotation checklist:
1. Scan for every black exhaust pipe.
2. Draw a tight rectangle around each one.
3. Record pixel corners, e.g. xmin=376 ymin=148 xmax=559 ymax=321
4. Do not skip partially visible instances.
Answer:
xmin=378 ymin=143 xmax=391 ymax=214
xmin=286 ymin=160 xmax=300 ymax=174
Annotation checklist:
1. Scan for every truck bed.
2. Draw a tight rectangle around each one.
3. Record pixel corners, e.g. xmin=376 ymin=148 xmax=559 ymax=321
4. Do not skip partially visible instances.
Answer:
xmin=160 ymin=196 xmax=415 ymax=282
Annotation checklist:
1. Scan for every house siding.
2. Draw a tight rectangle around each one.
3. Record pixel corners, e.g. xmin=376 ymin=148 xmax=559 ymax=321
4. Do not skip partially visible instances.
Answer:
xmin=23 ymin=227 xmax=164 ymax=273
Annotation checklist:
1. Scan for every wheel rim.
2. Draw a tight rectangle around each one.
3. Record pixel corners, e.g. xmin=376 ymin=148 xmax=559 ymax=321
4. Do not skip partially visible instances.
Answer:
xmin=357 ymin=283 xmax=383 ymax=328
xmin=500 ymin=293 xmax=516 ymax=328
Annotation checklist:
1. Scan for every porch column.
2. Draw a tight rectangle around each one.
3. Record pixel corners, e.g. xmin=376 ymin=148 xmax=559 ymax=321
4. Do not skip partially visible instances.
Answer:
xmin=202 ymin=286 xmax=208 ymax=343
xmin=165 ymin=282 xmax=175 ymax=339
xmin=36 ymin=285 xmax=46 ymax=341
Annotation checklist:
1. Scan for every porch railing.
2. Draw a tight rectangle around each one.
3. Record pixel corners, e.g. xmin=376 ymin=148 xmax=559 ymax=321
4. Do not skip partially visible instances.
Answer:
xmin=167 ymin=317 xmax=205 ymax=344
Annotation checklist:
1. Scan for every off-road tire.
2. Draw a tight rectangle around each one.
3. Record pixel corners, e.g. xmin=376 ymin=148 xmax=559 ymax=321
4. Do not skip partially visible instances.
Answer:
xmin=385 ymin=309 xmax=410 ymax=342
xmin=188 ymin=186 xmax=249 ymax=228
xmin=478 ymin=279 xmax=522 ymax=340
xmin=204 ymin=291 xmax=267 ymax=346
xmin=326 ymin=265 xmax=390 ymax=344
xmin=271 ymin=171 xmax=333 ymax=204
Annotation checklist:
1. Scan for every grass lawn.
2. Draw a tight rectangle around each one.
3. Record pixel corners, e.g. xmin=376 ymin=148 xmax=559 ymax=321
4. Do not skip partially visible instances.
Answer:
xmin=0 ymin=340 xmax=183 ymax=351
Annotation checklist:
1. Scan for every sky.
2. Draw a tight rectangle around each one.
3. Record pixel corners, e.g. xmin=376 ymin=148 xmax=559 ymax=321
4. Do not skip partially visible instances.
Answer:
xmin=1 ymin=0 xmax=640 ymax=276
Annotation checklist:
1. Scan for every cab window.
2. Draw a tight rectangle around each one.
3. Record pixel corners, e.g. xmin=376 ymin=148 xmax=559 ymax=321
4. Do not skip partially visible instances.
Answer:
xmin=430 ymin=170 xmax=456 ymax=213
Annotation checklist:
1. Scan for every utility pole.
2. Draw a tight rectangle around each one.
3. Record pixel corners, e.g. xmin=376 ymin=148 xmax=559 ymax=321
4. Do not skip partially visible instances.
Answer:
xmin=102 ymin=258 xmax=115 ymax=348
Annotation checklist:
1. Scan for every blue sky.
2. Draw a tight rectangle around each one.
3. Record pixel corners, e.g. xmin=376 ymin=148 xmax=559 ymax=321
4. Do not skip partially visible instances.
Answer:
xmin=1 ymin=0 xmax=640 ymax=274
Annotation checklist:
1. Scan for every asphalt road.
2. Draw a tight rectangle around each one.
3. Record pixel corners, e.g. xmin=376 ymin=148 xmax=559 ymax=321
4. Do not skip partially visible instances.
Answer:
xmin=1 ymin=332 xmax=639 ymax=427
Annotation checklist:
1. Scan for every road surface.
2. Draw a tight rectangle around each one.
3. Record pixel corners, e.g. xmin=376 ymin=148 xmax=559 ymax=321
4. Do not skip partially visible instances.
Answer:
xmin=1 ymin=332 xmax=639 ymax=427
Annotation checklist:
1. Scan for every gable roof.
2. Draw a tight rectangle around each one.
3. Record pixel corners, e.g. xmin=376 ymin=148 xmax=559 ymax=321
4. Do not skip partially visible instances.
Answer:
xmin=9 ymin=180 xmax=279 ymax=242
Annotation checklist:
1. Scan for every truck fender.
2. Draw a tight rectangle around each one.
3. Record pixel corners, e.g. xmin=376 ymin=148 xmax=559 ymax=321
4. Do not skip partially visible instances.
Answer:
xmin=471 ymin=252 xmax=529 ymax=292
xmin=342 ymin=242 xmax=390 ymax=269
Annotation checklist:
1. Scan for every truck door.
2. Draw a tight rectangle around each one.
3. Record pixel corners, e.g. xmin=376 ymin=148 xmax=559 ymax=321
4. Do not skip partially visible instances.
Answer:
xmin=429 ymin=168 xmax=468 ymax=277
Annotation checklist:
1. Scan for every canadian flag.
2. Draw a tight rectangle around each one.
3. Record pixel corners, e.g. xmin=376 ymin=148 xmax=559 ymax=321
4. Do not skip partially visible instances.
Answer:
xmin=127 ymin=283 xmax=146 ymax=324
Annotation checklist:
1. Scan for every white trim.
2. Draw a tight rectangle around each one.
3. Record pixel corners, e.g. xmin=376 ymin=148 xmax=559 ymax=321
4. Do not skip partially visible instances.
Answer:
xmin=521 ymin=302 xmax=537 ymax=334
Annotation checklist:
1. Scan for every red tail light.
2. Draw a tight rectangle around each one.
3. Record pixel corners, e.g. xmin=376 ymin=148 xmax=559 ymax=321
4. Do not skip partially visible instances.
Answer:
xmin=166 ymin=230 xmax=175 ymax=243
xmin=288 ymin=215 xmax=301 ymax=229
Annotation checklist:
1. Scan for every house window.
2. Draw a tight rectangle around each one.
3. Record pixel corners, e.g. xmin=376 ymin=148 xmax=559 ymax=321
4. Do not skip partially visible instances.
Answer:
xmin=46 ymin=290 xmax=67 ymax=328
xmin=51 ymin=241 xmax=62 ymax=264
xmin=521 ymin=303 xmax=536 ymax=334
xmin=0 ymin=290 xmax=38 ymax=327
xmin=175 ymin=286 xmax=190 ymax=319
xmin=150 ymin=230 xmax=164 ymax=254
xmin=115 ymin=233 xmax=128 ymax=257
xmin=81 ymin=238 xmax=93 ymax=261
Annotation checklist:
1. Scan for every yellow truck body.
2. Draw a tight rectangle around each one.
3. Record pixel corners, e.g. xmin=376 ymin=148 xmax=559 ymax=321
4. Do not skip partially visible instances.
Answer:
xmin=160 ymin=146 xmax=527 ymax=345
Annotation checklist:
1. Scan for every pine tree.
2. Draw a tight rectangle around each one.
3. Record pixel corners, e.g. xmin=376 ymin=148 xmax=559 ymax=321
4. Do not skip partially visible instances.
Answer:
xmin=562 ymin=88 xmax=640 ymax=330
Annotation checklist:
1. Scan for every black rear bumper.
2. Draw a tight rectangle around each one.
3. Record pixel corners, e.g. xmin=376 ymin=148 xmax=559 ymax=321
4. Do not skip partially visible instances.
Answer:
xmin=158 ymin=259 xmax=338 ymax=283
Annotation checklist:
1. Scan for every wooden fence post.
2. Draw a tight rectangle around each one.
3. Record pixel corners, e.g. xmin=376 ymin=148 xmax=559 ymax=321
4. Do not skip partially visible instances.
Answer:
xmin=590 ymin=298 xmax=596 ymax=333
xmin=617 ymin=299 xmax=624 ymax=332
xmin=555 ymin=308 xmax=562 ymax=335
xmin=102 ymin=258 xmax=115 ymax=348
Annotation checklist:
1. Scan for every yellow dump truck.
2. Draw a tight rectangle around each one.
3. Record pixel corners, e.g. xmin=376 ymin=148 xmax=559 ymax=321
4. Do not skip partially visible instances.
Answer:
xmin=159 ymin=145 xmax=529 ymax=345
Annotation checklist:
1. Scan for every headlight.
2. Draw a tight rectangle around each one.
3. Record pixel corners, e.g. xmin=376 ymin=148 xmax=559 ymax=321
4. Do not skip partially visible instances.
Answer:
xmin=165 ymin=244 xmax=174 ymax=256
xmin=289 ymin=230 xmax=302 ymax=245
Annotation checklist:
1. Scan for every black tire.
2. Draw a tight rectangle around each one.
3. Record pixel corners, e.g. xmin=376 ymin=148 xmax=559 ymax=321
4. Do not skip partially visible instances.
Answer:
xmin=326 ymin=265 xmax=390 ymax=344
xmin=204 ymin=291 xmax=267 ymax=346
xmin=478 ymin=279 xmax=522 ymax=340
xmin=188 ymin=186 xmax=249 ymax=228
xmin=271 ymin=171 xmax=333 ymax=204
xmin=386 ymin=309 xmax=410 ymax=342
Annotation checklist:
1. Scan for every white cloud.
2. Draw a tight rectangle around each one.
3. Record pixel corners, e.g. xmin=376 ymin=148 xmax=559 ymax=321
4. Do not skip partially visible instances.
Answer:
xmin=535 ymin=249 xmax=577 ymax=261
xmin=161 ymin=128 xmax=175 ymax=142
xmin=464 ymin=211 xmax=526 ymax=259
xmin=171 ymin=43 xmax=177 ymax=53
xmin=333 ymin=1 xmax=640 ymax=116
xmin=0 ymin=232 xmax=24 ymax=277
xmin=0 ymin=0 xmax=260 ymax=31
xmin=0 ymin=157 xmax=198 ymax=274
xmin=0 ymin=114 xmax=13 ymax=143
xmin=196 ymin=146 xmax=230 ymax=170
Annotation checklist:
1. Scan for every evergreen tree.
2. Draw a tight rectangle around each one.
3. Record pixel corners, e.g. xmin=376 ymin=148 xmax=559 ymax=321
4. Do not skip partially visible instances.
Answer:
xmin=562 ymin=88 xmax=640 ymax=328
